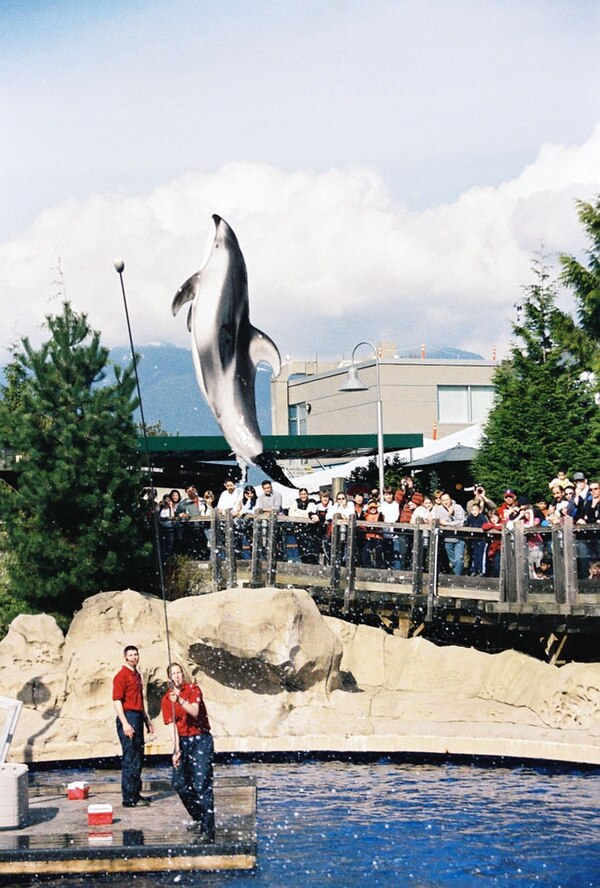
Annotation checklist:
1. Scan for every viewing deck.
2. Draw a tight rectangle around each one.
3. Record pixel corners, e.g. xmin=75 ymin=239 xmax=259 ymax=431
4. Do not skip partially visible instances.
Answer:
xmin=164 ymin=513 xmax=600 ymax=661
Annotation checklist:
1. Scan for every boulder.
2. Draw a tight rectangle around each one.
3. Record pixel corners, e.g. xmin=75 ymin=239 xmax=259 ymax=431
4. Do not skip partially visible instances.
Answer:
xmin=0 ymin=613 xmax=64 ymax=667
xmin=167 ymin=587 xmax=343 ymax=693
xmin=0 ymin=614 xmax=67 ymax=712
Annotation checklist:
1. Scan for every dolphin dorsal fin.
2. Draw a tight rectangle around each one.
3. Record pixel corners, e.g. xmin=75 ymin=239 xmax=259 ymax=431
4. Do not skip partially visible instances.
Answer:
xmin=249 ymin=327 xmax=282 ymax=377
xmin=171 ymin=272 xmax=201 ymax=317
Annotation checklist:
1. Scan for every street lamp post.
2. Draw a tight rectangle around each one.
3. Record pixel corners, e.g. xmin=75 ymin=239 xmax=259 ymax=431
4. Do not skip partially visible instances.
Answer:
xmin=339 ymin=341 xmax=385 ymax=503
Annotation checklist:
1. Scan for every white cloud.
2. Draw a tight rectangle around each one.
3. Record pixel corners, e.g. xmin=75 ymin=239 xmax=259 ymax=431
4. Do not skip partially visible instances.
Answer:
xmin=1 ymin=126 xmax=598 ymax=364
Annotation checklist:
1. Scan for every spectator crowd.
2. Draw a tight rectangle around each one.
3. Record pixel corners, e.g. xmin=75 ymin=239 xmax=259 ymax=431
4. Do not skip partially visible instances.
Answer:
xmin=148 ymin=469 xmax=600 ymax=581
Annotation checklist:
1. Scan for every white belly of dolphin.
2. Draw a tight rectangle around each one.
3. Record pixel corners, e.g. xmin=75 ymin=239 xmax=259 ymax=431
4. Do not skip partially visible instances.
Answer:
xmin=172 ymin=213 xmax=291 ymax=485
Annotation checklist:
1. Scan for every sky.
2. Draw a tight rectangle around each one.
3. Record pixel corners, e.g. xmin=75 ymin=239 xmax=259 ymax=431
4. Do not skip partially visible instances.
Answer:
xmin=1 ymin=0 xmax=599 ymax=365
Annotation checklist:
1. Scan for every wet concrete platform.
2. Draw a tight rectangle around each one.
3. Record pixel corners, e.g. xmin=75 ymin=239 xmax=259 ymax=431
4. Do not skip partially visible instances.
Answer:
xmin=0 ymin=771 xmax=256 ymax=878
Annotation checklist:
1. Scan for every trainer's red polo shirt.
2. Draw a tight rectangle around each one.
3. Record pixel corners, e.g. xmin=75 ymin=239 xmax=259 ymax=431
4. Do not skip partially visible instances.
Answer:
xmin=162 ymin=682 xmax=211 ymax=737
xmin=112 ymin=665 xmax=144 ymax=711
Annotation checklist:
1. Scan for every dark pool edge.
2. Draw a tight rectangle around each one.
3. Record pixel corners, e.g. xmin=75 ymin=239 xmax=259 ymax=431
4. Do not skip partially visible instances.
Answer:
xmin=23 ymin=749 xmax=600 ymax=776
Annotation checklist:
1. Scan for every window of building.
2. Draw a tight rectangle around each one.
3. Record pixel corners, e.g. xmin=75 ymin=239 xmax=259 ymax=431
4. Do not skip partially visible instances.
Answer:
xmin=437 ymin=386 xmax=494 ymax=424
xmin=288 ymin=402 xmax=308 ymax=435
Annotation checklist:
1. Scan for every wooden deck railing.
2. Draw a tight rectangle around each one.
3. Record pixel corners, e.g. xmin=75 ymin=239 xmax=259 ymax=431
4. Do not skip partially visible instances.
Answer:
xmin=164 ymin=513 xmax=600 ymax=621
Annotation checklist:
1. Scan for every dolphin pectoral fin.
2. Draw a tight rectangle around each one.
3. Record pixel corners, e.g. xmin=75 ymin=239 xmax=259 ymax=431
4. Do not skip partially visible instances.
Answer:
xmin=249 ymin=327 xmax=282 ymax=377
xmin=172 ymin=272 xmax=201 ymax=317
xmin=186 ymin=306 xmax=192 ymax=332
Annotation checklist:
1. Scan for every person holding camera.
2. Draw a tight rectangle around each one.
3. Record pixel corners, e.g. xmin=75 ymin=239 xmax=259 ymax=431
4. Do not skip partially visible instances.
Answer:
xmin=466 ymin=485 xmax=496 ymax=518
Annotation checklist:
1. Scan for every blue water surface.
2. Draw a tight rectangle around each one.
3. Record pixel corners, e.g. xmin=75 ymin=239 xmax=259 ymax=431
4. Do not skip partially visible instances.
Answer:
xmin=27 ymin=760 xmax=600 ymax=887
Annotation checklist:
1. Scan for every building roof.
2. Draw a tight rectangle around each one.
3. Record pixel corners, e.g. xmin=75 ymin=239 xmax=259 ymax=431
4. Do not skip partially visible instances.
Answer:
xmin=141 ymin=433 xmax=423 ymax=465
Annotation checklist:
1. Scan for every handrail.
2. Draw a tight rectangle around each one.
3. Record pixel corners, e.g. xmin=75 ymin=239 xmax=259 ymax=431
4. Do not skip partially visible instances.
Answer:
xmin=163 ymin=510 xmax=600 ymax=616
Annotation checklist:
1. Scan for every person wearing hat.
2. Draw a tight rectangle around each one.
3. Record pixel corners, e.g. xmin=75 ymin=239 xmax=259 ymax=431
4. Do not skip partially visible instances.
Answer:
xmin=497 ymin=489 xmax=518 ymax=521
xmin=571 ymin=472 xmax=591 ymax=519
xmin=361 ymin=500 xmax=385 ymax=568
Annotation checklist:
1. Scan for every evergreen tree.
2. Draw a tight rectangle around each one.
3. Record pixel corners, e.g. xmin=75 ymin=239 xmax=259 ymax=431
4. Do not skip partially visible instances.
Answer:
xmin=0 ymin=302 xmax=150 ymax=619
xmin=472 ymin=252 xmax=600 ymax=501
xmin=348 ymin=453 xmax=411 ymax=490
xmin=559 ymin=195 xmax=600 ymax=380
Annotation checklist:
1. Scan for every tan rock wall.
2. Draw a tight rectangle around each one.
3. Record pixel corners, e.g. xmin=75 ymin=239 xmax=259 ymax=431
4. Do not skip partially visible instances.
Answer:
xmin=1 ymin=588 xmax=599 ymax=765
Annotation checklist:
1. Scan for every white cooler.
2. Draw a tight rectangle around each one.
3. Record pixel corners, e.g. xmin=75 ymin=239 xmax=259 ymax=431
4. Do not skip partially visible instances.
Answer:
xmin=0 ymin=763 xmax=29 ymax=829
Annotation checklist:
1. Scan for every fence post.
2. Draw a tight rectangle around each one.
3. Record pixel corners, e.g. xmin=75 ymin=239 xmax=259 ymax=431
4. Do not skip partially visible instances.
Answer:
xmin=501 ymin=526 xmax=515 ymax=603
xmin=551 ymin=524 xmax=566 ymax=604
xmin=513 ymin=522 xmax=528 ymax=605
xmin=265 ymin=512 xmax=278 ymax=586
xmin=426 ymin=523 xmax=440 ymax=621
xmin=343 ymin=513 xmax=357 ymax=615
xmin=330 ymin=520 xmax=340 ymax=594
xmin=224 ymin=511 xmax=237 ymax=589
xmin=209 ymin=511 xmax=222 ymax=590
xmin=250 ymin=517 xmax=262 ymax=588
xmin=411 ymin=523 xmax=423 ymax=596
xmin=562 ymin=516 xmax=578 ymax=606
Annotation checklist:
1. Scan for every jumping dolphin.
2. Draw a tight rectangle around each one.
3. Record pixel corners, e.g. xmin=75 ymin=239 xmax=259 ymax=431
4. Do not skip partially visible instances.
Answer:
xmin=172 ymin=214 xmax=293 ymax=486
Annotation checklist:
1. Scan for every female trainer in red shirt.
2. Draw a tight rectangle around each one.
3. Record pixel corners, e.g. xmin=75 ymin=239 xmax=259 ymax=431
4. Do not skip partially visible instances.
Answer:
xmin=161 ymin=663 xmax=215 ymax=840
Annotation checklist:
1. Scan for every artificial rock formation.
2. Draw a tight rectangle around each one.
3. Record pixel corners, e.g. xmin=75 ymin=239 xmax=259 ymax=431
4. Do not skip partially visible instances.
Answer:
xmin=1 ymin=588 xmax=599 ymax=765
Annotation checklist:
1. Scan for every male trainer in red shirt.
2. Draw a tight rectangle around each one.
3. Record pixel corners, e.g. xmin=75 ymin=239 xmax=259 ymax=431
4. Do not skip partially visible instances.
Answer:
xmin=112 ymin=645 xmax=154 ymax=807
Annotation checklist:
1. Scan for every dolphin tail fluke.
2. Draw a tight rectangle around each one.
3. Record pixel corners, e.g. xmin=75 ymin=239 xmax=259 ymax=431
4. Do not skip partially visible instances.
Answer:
xmin=254 ymin=452 xmax=296 ymax=488
xmin=249 ymin=327 xmax=282 ymax=378
xmin=172 ymin=272 xmax=201 ymax=320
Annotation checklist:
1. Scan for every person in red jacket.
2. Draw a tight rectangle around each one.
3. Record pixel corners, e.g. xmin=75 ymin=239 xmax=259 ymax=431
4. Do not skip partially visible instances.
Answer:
xmin=162 ymin=663 xmax=215 ymax=840
xmin=112 ymin=645 xmax=154 ymax=808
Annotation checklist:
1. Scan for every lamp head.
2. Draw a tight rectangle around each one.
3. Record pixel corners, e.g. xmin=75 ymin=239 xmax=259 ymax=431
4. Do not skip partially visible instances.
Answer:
xmin=339 ymin=366 xmax=369 ymax=393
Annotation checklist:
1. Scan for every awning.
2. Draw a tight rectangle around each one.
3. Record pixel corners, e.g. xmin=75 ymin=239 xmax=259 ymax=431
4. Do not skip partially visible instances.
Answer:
xmin=406 ymin=443 xmax=477 ymax=468
xmin=141 ymin=433 xmax=423 ymax=464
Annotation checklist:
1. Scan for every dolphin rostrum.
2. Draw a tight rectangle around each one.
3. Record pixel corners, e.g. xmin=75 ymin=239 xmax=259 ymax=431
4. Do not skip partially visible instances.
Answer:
xmin=172 ymin=214 xmax=293 ymax=486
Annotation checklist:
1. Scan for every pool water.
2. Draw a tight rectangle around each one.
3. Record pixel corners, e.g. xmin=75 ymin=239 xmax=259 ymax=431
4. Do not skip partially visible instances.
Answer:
xmin=28 ymin=759 xmax=600 ymax=887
